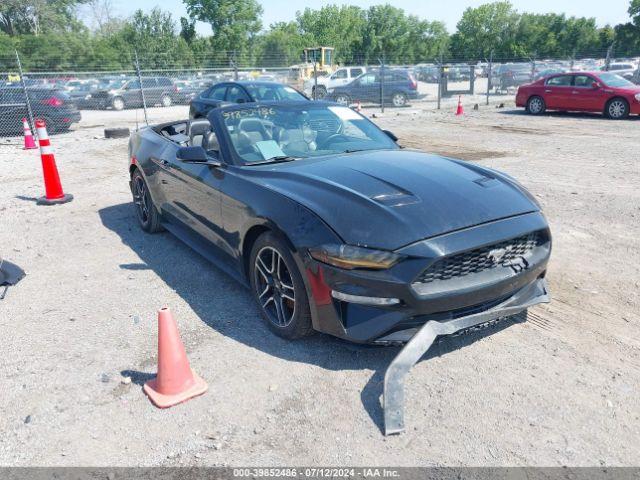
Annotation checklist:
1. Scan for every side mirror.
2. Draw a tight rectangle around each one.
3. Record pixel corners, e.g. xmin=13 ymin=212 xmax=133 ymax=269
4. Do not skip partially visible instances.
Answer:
xmin=176 ymin=146 xmax=221 ymax=166
xmin=383 ymin=130 xmax=398 ymax=142
xmin=236 ymin=98 xmax=246 ymax=104
xmin=592 ymin=82 xmax=600 ymax=89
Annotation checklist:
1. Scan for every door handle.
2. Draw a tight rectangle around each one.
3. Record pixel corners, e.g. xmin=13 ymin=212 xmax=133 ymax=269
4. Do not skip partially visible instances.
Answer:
xmin=572 ymin=91 xmax=579 ymax=94
xmin=545 ymin=89 xmax=552 ymax=93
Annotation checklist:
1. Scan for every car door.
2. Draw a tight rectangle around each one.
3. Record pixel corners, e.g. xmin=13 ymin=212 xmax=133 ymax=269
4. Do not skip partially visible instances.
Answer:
xmin=160 ymin=126 xmax=229 ymax=255
xmin=572 ymin=74 xmax=607 ymax=112
xmin=327 ymin=68 xmax=349 ymax=89
xmin=349 ymin=67 xmax=364 ymax=82
xmin=226 ymin=85 xmax=251 ymax=104
xmin=191 ymin=83 xmax=228 ymax=118
xmin=351 ymin=72 xmax=378 ymax=101
xmin=142 ymin=78 xmax=160 ymax=106
xmin=122 ymin=79 xmax=141 ymax=106
xmin=543 ymin=75 xmax=573 ymax=109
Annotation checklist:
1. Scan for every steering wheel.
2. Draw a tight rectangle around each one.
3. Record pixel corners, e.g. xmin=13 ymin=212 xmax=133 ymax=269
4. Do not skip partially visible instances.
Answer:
xmin=319 ymin=133 xmax=349 ymax=150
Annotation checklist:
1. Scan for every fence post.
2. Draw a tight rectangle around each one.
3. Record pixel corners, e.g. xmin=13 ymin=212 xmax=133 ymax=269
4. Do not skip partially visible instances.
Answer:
xmin=605 ymin=44 xmax=614 ymax=71
xmin=570 ymin=51 xmax=576 ymax=71
xmin=15 ymin=50 xmax=36 ymax=135
xmin=530 ymin=55 xmax=536 ymax=83
xmin=486 ymin=51 xmax=493 ymax=106
xmin=231 ymin=51 xmax=239 ymax=81
xmin=379 ymin=56 xmax=385 ymax=113
xmin=313 ymin=61 xmax=318 ymax=100
xmin=134 ymin=50 xmax=149 ymax=126
xmin=437 ymin=63 xmax=443 ymax=110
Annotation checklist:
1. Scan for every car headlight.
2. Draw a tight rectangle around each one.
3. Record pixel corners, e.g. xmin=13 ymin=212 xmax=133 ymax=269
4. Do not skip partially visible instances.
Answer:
xmin=327 ymin=88 xmax=334 ymax=94
xmin=85 ymin=94 xmax=91 ymax=99
xmin=635 ymin=93 xmax=640 ymax=102
xmin=309 ymin=244 xmax=404 ymax=270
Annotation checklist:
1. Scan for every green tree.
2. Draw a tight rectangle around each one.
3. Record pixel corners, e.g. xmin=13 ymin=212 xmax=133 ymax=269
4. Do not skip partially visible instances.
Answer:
xmin=116 ymin=8 xmax=194 ymax=68
xmin=255 ymin=22 xmax=305 ymax=67
xmin=183 ymin=0 xmax=262 ymax=61
xmin=296 ymin=5 xmax=366 ymax=63
xmin=450 ymin=2 xmax=520 ymax=60
xmin=1 ymin=0 xmax=87 ymax=36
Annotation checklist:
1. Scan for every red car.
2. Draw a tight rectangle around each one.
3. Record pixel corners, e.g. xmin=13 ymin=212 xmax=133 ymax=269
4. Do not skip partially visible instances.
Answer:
xmin=516 ymin=71 xmax=640 ymax=119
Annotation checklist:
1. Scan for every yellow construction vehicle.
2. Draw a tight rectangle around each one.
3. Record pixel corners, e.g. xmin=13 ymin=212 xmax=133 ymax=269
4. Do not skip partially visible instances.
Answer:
xmin=287 ymin=47 xmax=335 ymax=89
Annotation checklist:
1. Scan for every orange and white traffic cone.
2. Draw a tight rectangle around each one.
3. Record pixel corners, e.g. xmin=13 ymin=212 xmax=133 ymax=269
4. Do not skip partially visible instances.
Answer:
xmin=143 ymin=307 xmax=208 ymax=408
xmin=35 ymin=119 xmax=73 ymax=205
xmin=22 ymin=118 xmax=37 ymax=150
xmin=456 ymin=96 xmax=464 ymax=116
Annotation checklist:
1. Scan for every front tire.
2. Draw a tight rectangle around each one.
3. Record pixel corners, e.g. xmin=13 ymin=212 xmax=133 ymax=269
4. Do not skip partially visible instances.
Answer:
xmin=605 ymin=98 xmax=629 ymax=119
xmin=250 ymin=232 xmax=313 ymax=340
xmin=334 ymin=94 xmax=351 ymax=106
xmin=526 ymin=96 xmax=546 ymax=115
xmin=131 ymin=169 xmax=163 ymax=233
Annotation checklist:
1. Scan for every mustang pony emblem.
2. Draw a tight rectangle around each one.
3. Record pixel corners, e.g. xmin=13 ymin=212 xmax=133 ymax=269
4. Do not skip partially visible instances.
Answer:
xmin=488 ymin=246 xmax=511 ymax=264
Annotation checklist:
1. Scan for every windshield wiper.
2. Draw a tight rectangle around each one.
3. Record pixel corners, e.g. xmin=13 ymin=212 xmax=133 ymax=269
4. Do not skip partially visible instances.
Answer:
xmin=246 ymin=156 xmax=299 ymax=165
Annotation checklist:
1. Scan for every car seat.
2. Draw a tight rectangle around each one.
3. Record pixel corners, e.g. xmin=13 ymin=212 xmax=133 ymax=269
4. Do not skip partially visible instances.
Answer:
xmin=188 ymin=119 xmax=211 ymax=147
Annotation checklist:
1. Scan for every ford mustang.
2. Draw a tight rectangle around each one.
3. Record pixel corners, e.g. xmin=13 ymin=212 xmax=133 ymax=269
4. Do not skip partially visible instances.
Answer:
xmin=128 ymin=101 xmax=551 ymax=346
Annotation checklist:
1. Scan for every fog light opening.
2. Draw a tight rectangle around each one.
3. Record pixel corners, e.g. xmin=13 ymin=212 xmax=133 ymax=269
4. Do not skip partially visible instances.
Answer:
xmin=331 ymin=290 xmax=401 ymax=306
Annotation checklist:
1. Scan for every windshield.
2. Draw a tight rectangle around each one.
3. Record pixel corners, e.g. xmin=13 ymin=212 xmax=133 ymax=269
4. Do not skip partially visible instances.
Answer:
xmin=244 ymin=84 xmax=307 ymax=102
xmin=221 ymin=104 xmax=398 ymax=164
xmin=598 ymin=73 xmax=635 ymax=88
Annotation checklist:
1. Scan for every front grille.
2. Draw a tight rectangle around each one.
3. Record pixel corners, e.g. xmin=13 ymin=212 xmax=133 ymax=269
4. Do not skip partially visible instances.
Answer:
xmin=415 ymin=232 xmax=542 ymax=284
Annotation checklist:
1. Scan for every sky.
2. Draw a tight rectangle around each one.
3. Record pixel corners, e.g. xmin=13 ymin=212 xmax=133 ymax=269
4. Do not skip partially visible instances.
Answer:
xmin=106 ymin=0 xmax=632 ymax=35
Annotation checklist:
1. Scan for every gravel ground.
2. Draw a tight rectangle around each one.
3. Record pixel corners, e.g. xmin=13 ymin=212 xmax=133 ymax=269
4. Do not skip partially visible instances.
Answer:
xmin=0 ymin=101 xmax=639 ymax=467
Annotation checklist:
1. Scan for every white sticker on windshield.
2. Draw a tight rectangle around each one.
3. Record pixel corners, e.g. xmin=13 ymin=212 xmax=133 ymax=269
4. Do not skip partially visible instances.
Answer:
xmin=328 ymin=106 xmax=362 ymax=120
xmin=255 ymin=140 xmax=285 ymax=160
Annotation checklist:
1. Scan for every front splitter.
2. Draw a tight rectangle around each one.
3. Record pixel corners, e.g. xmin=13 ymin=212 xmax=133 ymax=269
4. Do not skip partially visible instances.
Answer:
xmin=382 ymin=278 xmax=550 ymax=435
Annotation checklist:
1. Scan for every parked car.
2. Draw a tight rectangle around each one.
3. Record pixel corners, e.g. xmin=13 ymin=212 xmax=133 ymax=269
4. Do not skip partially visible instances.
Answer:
xmin=128 ymin=101 xmax=551 ymax=347
xmin=303 ymin=66 xmax=367 ymax=98
xmin=414 ymin=65 xmax=440 ymax=83
xmin=189 ymin=81 xmax=308 ymax=119
xmin=67 ymin=81 xmax=101 ymax=108
xmin=601 ymin=62 xmax=638 ymax=78
xmin=90 ymin=76 xmax=177 ymax=110
xmin=173 ymin=80 xmax=203 ymax=105
xmin=326 ymin=69 xmax=418 ymax=107
xmin=497 ymin=63 xmax=534 ymax=91
xmin=0 ymin=86 xmax=81 ymax=135
xmin=517 ymin=71 xmax=640 ymax=119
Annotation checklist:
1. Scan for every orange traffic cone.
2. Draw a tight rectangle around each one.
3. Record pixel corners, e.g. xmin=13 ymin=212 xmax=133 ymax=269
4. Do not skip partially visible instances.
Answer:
xmin=35 ymin=119 xmax=73 ymax=205
xmin=23 ymin=118 xmax=37 ymax=150
xmin=143 ymin=307 xmax=208 ymax=408
xmin=456 ymin=96 xmax=464 ymax=116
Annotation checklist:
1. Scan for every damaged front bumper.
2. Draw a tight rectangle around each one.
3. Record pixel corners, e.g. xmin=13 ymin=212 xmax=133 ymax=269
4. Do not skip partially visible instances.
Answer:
xmin=383 ymin=277 xmax=550 ymax=435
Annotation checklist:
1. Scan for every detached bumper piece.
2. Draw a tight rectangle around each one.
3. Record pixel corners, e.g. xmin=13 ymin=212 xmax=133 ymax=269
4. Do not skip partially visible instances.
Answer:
xmin=382 ymin=278 xmax=550 ymax=435
xmin=0 ymin=257 xmax=26 ymax=300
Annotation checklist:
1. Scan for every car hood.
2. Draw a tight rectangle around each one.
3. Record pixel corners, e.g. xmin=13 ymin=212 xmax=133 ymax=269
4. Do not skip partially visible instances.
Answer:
xmin=250 ymin=150 xmax=539 ymax=250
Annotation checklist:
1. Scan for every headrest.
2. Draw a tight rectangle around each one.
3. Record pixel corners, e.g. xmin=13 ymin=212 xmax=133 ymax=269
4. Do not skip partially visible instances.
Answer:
xmin=238 ymin=118 xmax=266 ymax=133
xmin=203 ymin=132 xmax=220 ymax=152
xmin=188 ymin=119 xmax=211 ymax=138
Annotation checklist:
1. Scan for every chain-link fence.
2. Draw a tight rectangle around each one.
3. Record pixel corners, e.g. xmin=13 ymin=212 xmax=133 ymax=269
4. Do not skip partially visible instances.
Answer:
xmin=2 ymin=49 xmax=640 ymax=139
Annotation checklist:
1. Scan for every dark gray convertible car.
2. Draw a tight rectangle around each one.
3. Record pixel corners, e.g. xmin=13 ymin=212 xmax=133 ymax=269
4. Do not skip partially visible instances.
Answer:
xmin=128 ymin=101 xmax=551 ymax=433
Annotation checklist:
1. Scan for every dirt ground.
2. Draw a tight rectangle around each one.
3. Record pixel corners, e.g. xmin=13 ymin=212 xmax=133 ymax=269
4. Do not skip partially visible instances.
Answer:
xmin=0 ymin=100 xmax=639 ymax=467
